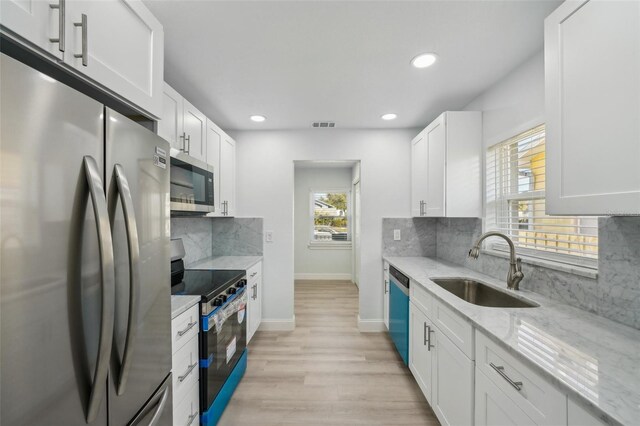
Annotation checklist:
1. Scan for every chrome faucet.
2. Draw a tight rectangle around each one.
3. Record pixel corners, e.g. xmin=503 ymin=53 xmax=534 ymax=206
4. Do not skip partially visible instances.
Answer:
xmin=468 ymin=231 xmax=524 ymax=290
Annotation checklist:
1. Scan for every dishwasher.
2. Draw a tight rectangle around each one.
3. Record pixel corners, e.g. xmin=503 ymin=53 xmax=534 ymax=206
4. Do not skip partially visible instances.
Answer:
xmin=388 ymin=266 xmax=410 ymax=365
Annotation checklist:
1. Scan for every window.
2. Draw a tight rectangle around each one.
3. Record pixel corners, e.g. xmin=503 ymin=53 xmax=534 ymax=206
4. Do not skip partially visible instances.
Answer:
xmin=485 ymin=125 xmax=598 ymax=268
xmin=310 ymin=190 xmax=351 ymax=245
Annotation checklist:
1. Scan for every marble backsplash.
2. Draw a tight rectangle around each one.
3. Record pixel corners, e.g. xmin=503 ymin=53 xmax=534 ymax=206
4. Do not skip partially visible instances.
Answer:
xmin=382 ymin=218 xmax=437 ymax=257
xmin=171 ymin=217 xmax=264 ymax=267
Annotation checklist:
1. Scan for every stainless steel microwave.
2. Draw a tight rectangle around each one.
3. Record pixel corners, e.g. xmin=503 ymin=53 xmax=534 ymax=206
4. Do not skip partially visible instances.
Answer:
xmin=170 ymin=153 xmax=215 ymax=213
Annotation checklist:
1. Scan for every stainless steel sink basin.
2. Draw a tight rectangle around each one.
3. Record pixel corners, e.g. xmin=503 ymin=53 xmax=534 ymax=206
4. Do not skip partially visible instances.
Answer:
xmin=431 ymin=278 xmax=539 ymax=308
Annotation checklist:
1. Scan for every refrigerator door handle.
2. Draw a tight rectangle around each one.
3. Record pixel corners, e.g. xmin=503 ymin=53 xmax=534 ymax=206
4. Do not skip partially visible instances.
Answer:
xmin=110 ymin=164 xmax=141 ymax=396
xmin=129 ymin=374 xmax=171 ymax=426
xmin=83 ymin=156 xmax=116 ymax=423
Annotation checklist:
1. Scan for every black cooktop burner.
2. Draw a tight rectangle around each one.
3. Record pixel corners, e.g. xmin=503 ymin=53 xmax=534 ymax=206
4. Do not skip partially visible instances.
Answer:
xmin=171 ymin=269 xmax=245 ymax=301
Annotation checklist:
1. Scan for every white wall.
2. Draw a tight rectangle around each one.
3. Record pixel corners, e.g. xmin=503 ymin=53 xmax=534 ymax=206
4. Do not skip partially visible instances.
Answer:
xmin=464 ymin=50 xmax=545 ymax=147
xmin=294 ymin=166 xmax=353 ymax=280
xmin=231 ymin=129 xmax=414 ymax=329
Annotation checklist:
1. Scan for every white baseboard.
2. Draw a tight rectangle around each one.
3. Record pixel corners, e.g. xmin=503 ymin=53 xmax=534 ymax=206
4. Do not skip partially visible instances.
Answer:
xmin=258 ymin=315 xmax=296 ymax=331
xmin=357 ymin=315 xmax=386 ymax=332
xmin=294 ymin=273 xmax=353 ymax=281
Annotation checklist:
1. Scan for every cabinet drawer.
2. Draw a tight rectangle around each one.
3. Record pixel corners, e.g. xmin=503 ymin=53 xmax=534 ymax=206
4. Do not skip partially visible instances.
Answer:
xmin=475 ymin=368 xmax=535 ymax=426
xmin=172 ymin=304 xmax=199 ymax=353
xmin=410 ymin=281 xmax=432 ymax=317
xmin=174 ymin=381 xmax=200 ymax=426
xmin=247 ymin=261 xmax=262 ymax=284
xmin=172 ymin=335 xmax=199 ymax=404
xmin=476 ymin=331 xmax=567 ymax=425
xmin=432 ymin=297 xmax=474 ymax=359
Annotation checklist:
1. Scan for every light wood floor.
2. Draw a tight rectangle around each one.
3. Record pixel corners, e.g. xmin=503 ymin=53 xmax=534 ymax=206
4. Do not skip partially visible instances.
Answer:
xmin=218 ymin=280 xmax=439 ymax=425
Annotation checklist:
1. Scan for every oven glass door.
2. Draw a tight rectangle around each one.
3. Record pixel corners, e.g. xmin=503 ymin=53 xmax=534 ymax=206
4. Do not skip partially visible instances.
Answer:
xmin=170 ymin=156 xmax=214 ymax=211
xmin=200 ymin=290 xmax=247 ymax=411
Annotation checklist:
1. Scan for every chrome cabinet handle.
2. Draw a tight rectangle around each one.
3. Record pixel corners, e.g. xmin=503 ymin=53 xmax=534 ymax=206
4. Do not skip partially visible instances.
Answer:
xmin=49 ymin=0 xmax=65 ymax=52
xmin=423 ymin=322 xmax=427 ymax=346
xmin=419 ymin=200 xmax=425 ymax=216
xmin=252 ymin=284 xmax=257 ymax=300
xmin=490 ymin=362 xmax=523 ymax=391
xmin=73 ymin=14 xmax=88 ymax=66
xmin=186 ymin=412 xmax=198 ymax=426
xmin=179 ymin=132 xmax=186 ymax=152
xmin=384 ymin=280 xmax=388 ymax=294
xmin=83 ymin=156 xmax=115 ymax=423
xmin=178 ymin=362 xmax=198 ymax=382
xmin=426 ymin=325 xmax=435 ymax=351
xmin=109 ymin=164 xmax=141 ymax=396
xmin=185 ymin=135 xmax=191 ymax=154
xmin=178 ymin=320 xmax=197 ymax=336
xmin=250 ymin=272 xmax=257 ymax=278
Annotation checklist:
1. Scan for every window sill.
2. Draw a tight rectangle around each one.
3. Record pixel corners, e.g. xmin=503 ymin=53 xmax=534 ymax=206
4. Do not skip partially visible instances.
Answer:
xmin=308 ymin=242 xmax=353 ymax=250
xmin=480 ymin=248 xmax=599 ymax=280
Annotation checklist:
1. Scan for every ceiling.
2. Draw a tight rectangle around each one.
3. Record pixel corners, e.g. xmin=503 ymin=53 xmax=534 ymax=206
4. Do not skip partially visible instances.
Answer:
xmin=145 ymin=0 xmax=561 ymax=131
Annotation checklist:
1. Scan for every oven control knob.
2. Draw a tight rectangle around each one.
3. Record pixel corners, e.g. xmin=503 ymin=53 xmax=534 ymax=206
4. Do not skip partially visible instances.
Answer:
xmin=227 ymin=287 xmax=237 ymax=295
xmin=218 ymin=295 xmax=228 ymax=303
xmin=213 ymin=297 xmax=224 ymax=306
xmin=236 ymin=280 xmax=247 ymax=288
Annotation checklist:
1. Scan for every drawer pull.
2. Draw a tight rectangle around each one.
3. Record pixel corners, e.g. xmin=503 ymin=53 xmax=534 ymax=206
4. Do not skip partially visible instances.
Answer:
xmin=186 ymin=412 xmax=198 ymax=426
xmin=177 ymin=320 xmax=197 ymax=336
xmin=178 ymin=362 xmax=197 ymax=382
xmin=490 ymin=362 xmax=523 ymax=391
xmin=250 ymin=272 xmax=257 ymax=277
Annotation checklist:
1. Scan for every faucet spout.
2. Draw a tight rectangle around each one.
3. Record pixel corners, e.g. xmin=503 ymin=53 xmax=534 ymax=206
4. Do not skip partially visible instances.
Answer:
xmin=468 ymin=231 xmax=524 ymax=290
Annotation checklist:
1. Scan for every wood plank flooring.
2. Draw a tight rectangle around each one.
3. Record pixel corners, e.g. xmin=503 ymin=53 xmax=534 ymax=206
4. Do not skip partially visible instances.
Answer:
xmin=218 ymin=280 xmax=439 ymax=425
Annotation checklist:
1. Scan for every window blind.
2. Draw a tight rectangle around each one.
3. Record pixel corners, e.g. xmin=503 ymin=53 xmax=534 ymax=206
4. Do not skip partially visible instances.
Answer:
xmin=485 ymin=125 xmax=598 ymax=266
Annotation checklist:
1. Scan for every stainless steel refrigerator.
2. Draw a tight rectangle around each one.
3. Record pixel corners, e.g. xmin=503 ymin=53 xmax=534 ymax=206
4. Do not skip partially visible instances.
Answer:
xmin=0 ymin=53 xmax=173 ymax=425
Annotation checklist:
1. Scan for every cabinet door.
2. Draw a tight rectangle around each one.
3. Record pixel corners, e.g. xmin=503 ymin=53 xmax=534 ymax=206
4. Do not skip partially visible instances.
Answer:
xmin=158 ymin=83 xmax=183 ymax=152
xmin=182 ymin=99 xmax=206 ymax=162
xmin=568 ymin=399 xmax=606 ymax=426
xmin=425 ymin=114 xmax=446 ymax=217
xmin=220 ymin=136 xmax=236 ymax=216
xmin=64 ymin=0 xmax=164 ymax=118
xmin=411 ymin=132 xmax=428 ymax=217
xmin=0 ymin=0 xmax=63 ymax=60
xmin=545 ymin=0 xmax=640 ymax=215
xmin=432 ymin=327 xmax=473 ymax=426
xmin=409 ymin=302 xmax=433 ymax=402
xmin=383 ymin=262 xmax=390 ymax=329
xmin=476 ymin=368 xmax=535 ymax=426
xmin=206 ymin=119 xmax=223 ymax=215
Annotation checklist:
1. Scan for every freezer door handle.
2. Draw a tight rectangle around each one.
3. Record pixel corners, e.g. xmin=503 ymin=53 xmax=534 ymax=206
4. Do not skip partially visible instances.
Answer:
xmin=129 ymin=375 xmax=171 ymax=426
xmin=83 ymin=156 xmax=116 ymax=423
xmin=109 ymin=163 xmax=141 ymax=396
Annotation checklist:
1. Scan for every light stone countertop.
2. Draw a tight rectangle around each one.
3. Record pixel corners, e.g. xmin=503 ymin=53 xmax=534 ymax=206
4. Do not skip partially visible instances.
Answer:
xmin=170 ymin=295 xmax=201 ymax=319
xmin=384 ymin=256 xmax=640 ymax=426
xmin=189 ymin=255 xmax=263 ymax=271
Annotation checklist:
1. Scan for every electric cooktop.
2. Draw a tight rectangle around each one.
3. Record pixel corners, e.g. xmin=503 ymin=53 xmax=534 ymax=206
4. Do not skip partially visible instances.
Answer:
xmin=171 ymin=269 xmax=245 ymax=302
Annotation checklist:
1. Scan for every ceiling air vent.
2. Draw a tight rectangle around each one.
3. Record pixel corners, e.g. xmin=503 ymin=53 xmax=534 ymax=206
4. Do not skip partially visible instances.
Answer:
xmin=312 ymin=121 xmax=336 ymax=128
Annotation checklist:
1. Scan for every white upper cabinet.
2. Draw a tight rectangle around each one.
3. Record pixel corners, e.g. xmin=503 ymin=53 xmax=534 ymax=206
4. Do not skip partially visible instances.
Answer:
xmin=206 ymin=118 xmax=223 ymax=215
xmin=182 ymin=99 xmax=207 ymax=162
xmin=545 ymin=0 xmax=640 ymax=215
xmin=219 ymin=135 xmax=236 ymax=216
xmin=0 ymin=0 xmax=63 ymax=60
xmin=411 ymin=111 xmax=482 ymax=217
xmin=158 ymin=83 xmax=184 ymax=152
xmin=1 ymin=0 xmax=164 ymax=119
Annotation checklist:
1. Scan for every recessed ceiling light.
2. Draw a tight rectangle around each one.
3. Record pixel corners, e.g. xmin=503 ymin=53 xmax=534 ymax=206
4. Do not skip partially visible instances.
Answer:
xmin=411 ymin=53 xmax=437 ymax=69
xmin=381 ymin=113 xmax=397 ymax=121
xmin=250 ymin=115 xmax=266 ymax=122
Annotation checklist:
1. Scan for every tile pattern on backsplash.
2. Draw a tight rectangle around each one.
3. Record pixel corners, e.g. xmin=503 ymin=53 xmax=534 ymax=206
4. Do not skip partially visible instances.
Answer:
xmin=382 ymin=218 xmax=437 ymax=257
xmin=433 ymin=217 xmax=640 ymax=330
xmin=171 ymin=217 xmax=214 ymax=266
xmin=211 ymin=217 xmax=263 ymax=256
xmin=171 ymin=217 xmax=264 ymax=267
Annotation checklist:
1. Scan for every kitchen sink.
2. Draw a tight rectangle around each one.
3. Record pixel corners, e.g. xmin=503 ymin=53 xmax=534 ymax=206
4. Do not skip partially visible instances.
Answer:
xmin=431 ymin=278 xmax=539 ymax=308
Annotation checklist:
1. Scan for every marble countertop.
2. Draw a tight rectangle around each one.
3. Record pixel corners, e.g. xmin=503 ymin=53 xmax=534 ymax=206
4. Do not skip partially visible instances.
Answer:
xmin=171 ymin=295 xmax=201 ymax=319
xmin=384 ymin=256 xmax=640 ymax=426
xmin=189 ymin=255 xmax=263 ymax=271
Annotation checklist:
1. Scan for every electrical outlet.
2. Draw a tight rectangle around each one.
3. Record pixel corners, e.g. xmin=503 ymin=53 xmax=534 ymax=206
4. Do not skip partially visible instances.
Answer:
xmin=265 ymin=231 xmax=274 ymax=243
xmin=394 ymin=229 xmax=401 ymax=241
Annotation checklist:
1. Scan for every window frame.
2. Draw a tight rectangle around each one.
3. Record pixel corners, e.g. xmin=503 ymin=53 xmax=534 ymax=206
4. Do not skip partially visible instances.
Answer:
xmin=308 ymin=188 xmax=353 ymax=248
xmin=484 ymin=125 xmax=598 ymax=271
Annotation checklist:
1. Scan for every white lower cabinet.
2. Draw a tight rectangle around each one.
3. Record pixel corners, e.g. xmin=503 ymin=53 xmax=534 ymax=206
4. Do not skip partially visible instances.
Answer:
xmin=171 ymin=303 xmax=200 ymax=425
xmin=476 ymin=368 xmax=535 ymax=426
xmin=409 ymin=301 xmax=433 ymax=402
xmin=432 ymin=327 xmax=474 ymax=426
xmin=174 ymin=381 xmax=200 ymax=426
xmin=246 ymin=261 xmax=263 ymax=343
xmin=568 ymin=399 xmax=606 ymax=426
